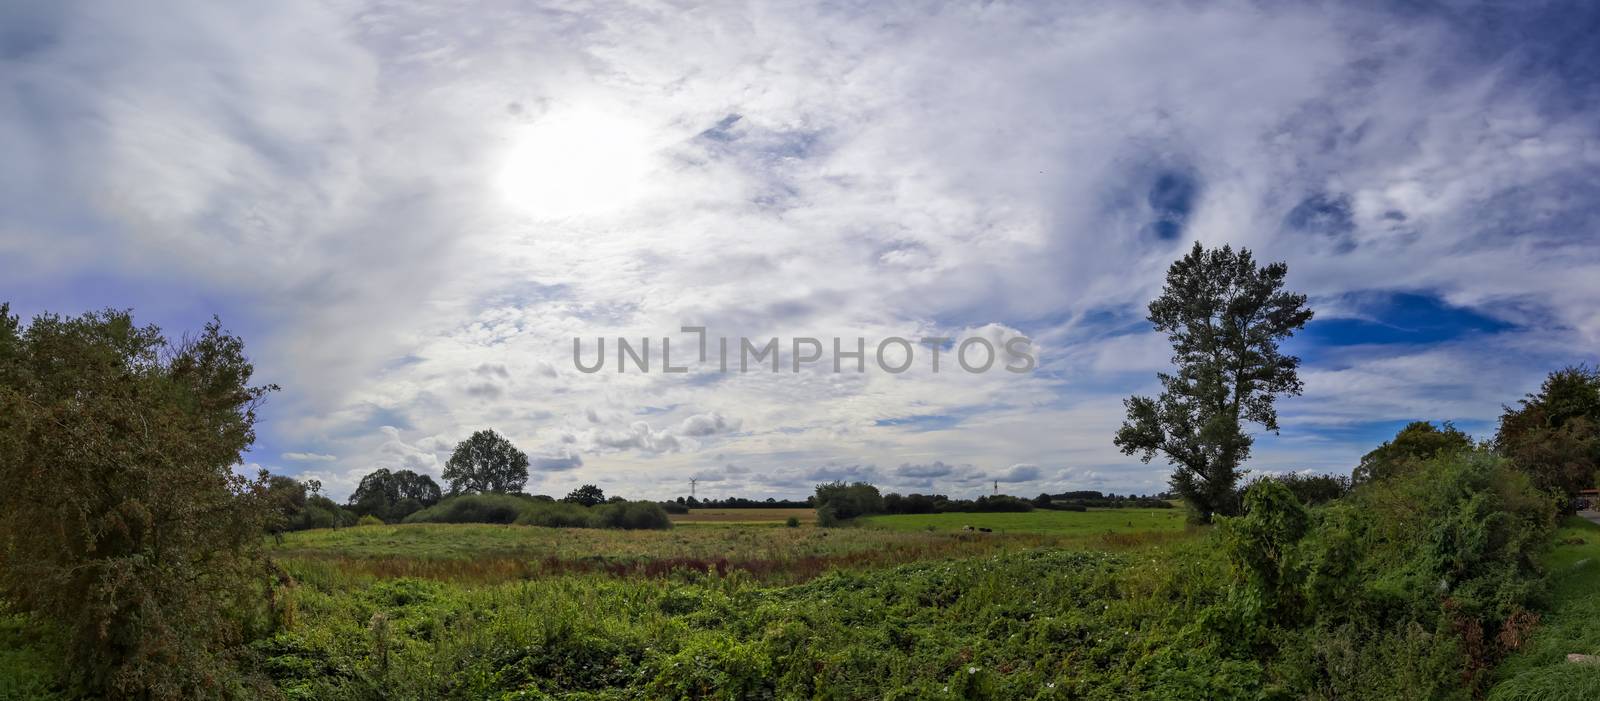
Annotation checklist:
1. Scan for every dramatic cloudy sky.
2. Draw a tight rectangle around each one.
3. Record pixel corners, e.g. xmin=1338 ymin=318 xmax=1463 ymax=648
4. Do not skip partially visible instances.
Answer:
xmin=5 ymin=1 xmax=1599 ymax=500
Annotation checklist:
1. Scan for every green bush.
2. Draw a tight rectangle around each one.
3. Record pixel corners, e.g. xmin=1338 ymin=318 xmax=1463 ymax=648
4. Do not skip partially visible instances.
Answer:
xmin=591 ymin=501 xmax=673 ymax=530
xmin=785 ymin=516 xmax=800 ymax=528
xmin=815 ymin=504 xmax=841 ymax=528
xmin=356 ymin=514 xmax=384 ymax=527
xmin=514 ymin=500 xmax=595 ymax=528
xmin=402 ymin=493 xmax=531 ymax=524
xmin=1217 ymin=448 xmax=1556 ymax=698
xmin=402 ymin=494 xmax=672 ymax=530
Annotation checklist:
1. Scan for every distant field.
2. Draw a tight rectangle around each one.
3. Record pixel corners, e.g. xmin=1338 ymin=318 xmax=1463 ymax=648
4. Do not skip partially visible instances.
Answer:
xmin=269 ymin=522 xmax=1081 ymax=583
xmin=862 ymin=507 xmax=1186 ymax=535
xmin=670 ymin=507 xmax=814 ymax=524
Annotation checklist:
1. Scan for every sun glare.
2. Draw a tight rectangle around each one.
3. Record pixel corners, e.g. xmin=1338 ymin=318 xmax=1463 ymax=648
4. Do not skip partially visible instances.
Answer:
xmin=495 ymin=108 xmax=656 ymax=218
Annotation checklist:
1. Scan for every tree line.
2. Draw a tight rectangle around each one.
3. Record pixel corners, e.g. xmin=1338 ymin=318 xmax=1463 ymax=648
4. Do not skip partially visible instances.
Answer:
xmin=261 ymin=427 xmax=646 ymax=530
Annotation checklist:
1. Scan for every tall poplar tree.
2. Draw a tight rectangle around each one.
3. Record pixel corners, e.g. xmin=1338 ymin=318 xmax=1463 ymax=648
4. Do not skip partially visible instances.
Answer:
xmin=1115 ymin=243 xmax=1313 ymax=521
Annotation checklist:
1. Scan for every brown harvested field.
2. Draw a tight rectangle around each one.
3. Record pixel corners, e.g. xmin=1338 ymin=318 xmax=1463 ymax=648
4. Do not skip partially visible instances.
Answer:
xmin=669 ymin=507 xmax=815 ymax=524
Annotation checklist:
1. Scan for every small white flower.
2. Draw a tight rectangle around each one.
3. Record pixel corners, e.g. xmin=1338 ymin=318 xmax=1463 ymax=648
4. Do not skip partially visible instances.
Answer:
xmin=968 ymin=666 xmax=979 ymax=674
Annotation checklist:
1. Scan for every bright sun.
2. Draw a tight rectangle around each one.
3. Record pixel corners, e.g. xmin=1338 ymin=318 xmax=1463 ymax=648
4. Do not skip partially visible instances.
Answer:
xmin=495 ymin=108 xmax=656 ymax=218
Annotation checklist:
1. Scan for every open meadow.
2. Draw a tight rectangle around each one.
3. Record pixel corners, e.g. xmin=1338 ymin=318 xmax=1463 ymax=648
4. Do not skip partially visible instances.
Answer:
xmin=268 ymin=507 xmax=1192 ymax=584
xmin=863 ymin=508 xmax=1186 ymax=535
xmin=249 ymin=508 xmax=1210 ymax=700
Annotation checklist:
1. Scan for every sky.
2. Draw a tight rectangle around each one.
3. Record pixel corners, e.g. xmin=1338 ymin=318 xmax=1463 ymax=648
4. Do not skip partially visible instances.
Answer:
xmin=3 ymin=0 xmax=1599 ymax=501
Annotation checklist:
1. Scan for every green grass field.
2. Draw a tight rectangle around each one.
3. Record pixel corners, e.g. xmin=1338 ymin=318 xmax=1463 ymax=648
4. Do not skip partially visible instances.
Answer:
xmin=267 ymin=514 xmax=1185 ymax=584
xmin=1488 ymin=516 xmax=1600 ymax=700
xmin=863 ymin=507 xmax=1187 ymax=535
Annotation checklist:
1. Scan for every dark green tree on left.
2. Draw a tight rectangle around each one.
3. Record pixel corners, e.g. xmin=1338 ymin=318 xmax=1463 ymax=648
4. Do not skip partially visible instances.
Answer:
xmin=442 ymin=428 xmax=529 ymax=494
xmin=0 ymin=304 xmax=278 ymax=698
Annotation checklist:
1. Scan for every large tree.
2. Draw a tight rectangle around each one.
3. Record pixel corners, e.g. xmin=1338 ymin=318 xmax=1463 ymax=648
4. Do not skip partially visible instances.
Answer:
xmin=0 ymin=305 xmax=276 ymax=698
xmin=1115 ymin=243 xmax=1313 ymax=522
xmin=349 ymin=467 xmax=442 ymax=521
xmin=442 ymin=429 xmax=529 ymax=494
xmin=562 ymin=483 xmax=606 ymax=507
xmin=1495 ymin=365 xmax=1600 ymax=507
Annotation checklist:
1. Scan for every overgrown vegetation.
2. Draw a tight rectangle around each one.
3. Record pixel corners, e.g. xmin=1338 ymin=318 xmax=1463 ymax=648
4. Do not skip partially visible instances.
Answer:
xmin=202 ymin=448 xmax=1562 ymax=699
xmin=2 ymin=270 xmax=1595 ymax=699
xmin=0 ymin=306 xmax=277 ymax=699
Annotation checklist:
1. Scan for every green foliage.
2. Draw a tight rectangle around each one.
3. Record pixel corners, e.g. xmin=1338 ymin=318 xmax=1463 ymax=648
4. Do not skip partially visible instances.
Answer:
xmin=404 ymin=493 xmax=538 ymax=524
xmin=1219 ymin=479 xmax=1311 ymax=620
xmin=288 ymin=494 xmax=359 ymax=531
xmin=514 ymin=500 xmax=598 ymax=528
xmin=349 ymin=468 xmax=442 ymax=522
xmin=442 ymin=428 xmax=529 ymax=494
xmin=813 ymin=481 xmax=884 ymax=524
xmin=0 ymin=306 xmax=276 ymax=699
xmin=1354 ymin=420 xmax=1474 ymax=485
xmin=401 ymin=493 xmax=672 ymax=530
xmin=814 ymin=504 xmax=841 ymax=527
xmin=357 ymin=515 xmax=385 ymax=527
xmin=6 ymin=456 xmax=1544 ymax=701
xmin=1260 ymin=449 xmax=1554 ymax=698
xmin=1496 ymin=365 xmax=1600 ymax=504
xmin=785 ymin=516 xmax=801 ymax=528
xmin=1116 ymin=243 xmax=1314 ymax=522
xmin=1247 ymin=472 xmax=1351 ymax=506
xmin=590 ymin=500 xmax=673 ymax=530
xmin=562 ymin=484 xmax=606 ymax=507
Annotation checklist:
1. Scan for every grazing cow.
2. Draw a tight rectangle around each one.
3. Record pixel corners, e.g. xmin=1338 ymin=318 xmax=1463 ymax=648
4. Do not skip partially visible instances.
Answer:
xmin=978 ymin=527 xmax=993 ymax=533
xmin=962 ymin=525 xmax=975 ymax=531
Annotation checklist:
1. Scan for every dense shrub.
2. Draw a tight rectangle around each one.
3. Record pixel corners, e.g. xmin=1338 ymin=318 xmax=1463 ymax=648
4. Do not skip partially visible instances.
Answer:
xmin=402 ymin=494 xmax=672 ymax=530
xmin=815 ymin=504 xmax=841 ymax=528
xmin=0 ymin=308 xmax=276 ymax=698
xmin=813 ymin=482 xmax=884 ymax=522
xmin=590 ymin=501 xmax=673 ymax=530
xmin=514 ymin=500 xmax=597 ymax=528
xmin=1214 ymin=448 xmax=1556 ymax=698
xmin=403 ymin=493 xmax=531 ymax=524
xmin=1245 ymin=471 xmax=1351 ymax=506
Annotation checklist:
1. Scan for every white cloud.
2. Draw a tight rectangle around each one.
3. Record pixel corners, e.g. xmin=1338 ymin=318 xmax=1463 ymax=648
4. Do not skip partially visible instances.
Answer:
xmin=281 ymin=452 xmax=337 ymax=462
xmin=5 ymin=1 xmax=1598 ymax=501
